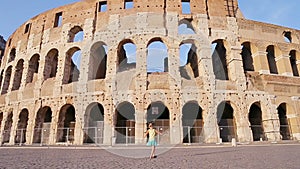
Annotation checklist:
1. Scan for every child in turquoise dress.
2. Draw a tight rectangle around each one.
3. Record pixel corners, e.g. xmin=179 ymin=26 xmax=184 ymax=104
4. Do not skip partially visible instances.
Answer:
xmin=144 ymin=122 xmax=161 ymax=159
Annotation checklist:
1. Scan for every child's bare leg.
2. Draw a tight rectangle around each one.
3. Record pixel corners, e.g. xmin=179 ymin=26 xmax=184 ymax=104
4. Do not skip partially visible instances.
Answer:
xmin=150 ymin=146 xmax=155 ymax=158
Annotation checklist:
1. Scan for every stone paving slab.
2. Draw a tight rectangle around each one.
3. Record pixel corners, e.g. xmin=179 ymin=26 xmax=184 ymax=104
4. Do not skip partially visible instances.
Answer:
xmin=0 ymin=144 xmax=299 ymax=169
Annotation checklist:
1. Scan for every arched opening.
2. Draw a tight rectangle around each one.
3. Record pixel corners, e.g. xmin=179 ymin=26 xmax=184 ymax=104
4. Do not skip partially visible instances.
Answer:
xmin=147 ymin=102 xmax=170 ymax=144
xmin=2 ymin=112 xmax=13 ymax=144
xmin=26 ymin=54 xmax=40 ymax=84
xmin=12 ymin=59 xmax=24 ymax=91
xmin=241 ymin=42 xmax=254 ymax=72
xmin=84 ymin=103 xmax=104 ymax=144
xmin=249 ymin=102 xmax=265 ymax=141
xmin=15 ymin=109 xmax=29 ymax=144
xmin=179 ymin=41 xmax=199 ymax=79
xmin=277 ymin=103 xmax=291 ymax=140
xmin=63 ymin=47 xmax=81 ymax=84
xmin=89 ymin=42 xmax=107 ymax=80
xmin=289 ymin=50 xmax=299 ymax=77
xmin=56 ymin=104 xmax=76 ymax=143
xmin=212 ymin=40 xmax=229 ymax=80
xmin=43 ymin=49 xmax=58 ymax=80
xmin=115 ymin=102 xmax=135 ymax=144
xmin=117 ymin=40 xmax=136 ymax=72
xmin=266 ymin=45 xmax=278 ymax=74
xmin=8 ymin=48 xmax=16 ymax=63
xmin=217 ymin=101 xmax=236 ymax=142
xmin=147 ymin=39 xmax=168 ymax=73
xmin=0 ymin=70 xmax=4 ymax=90
xmin=0 ymin=112 xmax=3 ymax=131
xmin=283 ymin=31 xmax=292 ymax=43
xmin=1 ymin=66 xmax=12 ymax=95
xmin=178 ymin=19 xmax=195 ymax=34
xmin=182 ymin=102 xmax=203 ymax=143
xmin=33 ymin=106 xmax=52 ymax=144
xmin=68 ymin=26 xmax=84 ymax=42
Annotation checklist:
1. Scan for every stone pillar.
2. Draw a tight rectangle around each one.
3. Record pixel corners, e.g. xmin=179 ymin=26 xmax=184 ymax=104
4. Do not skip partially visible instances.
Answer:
xmin=73 ymin=102 xmax=84 ymax=145
xmin=276 ymin=55 xmax=293 ymax=76
xmin=297 ymin=60 xmax=300 ymax=75
xmin=290 ymin=96 xmax=300 ymax=140
xmin=0 ymin=112 xmax=7 ymax=145
xmin=252 ymin=51 xmax=270 ymax=74
xmin=134 ymin=43 xmax=147 ymax=145
xmin=135 ymin=110 xmax=146 ymax=144
xmin=48 ymin=105 xmax=59 ymax=145
xmin=103 ymin=98 xmax=113 ymax=145
xmin=234 ymin=103 xmax=252 ymax=142
xmin=262 ymin=96 xmax=281 ymax=141
xmin=9 ymin=109 xmax=19 ymax=145
xmin=203 ymin=105 xmax=219 ymax=143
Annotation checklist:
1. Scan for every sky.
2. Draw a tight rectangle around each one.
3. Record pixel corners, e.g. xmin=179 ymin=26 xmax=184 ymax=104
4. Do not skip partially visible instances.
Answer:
xmin=0 ymin=0 xmax=299 ymax=41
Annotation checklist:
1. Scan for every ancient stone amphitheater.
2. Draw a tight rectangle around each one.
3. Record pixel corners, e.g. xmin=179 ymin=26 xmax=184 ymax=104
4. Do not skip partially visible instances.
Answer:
xmin=0 ymin=0 xmax=299 ymax=146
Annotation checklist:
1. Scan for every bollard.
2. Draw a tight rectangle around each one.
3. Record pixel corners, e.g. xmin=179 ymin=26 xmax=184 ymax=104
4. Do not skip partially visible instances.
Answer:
xmin=219 ymin=138 xmax=223 ymax=144
xmin=260 ymin=137 xmax=263 ymax=142
xmin=231 ymin=138 xmax=237 ymax=147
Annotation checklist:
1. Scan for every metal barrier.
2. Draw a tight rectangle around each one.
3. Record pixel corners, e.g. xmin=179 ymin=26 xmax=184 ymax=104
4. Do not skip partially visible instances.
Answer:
xmin=56 ymin=128 xmax=75 ymax=143
xmin=15 ymin=129 xmax=26 ymax=145
xmin=114 ymin=127 xmax=135 ymax=145
xmin=219 ymin=126 xmax=237 ymax=142
xmin=182 ymin=126 xmax=203 ymax=144
xmin=83 ymin=127 xmax=104 ymax=144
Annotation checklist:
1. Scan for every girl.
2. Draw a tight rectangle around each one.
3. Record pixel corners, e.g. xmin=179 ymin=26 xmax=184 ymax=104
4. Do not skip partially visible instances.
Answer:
xmin=144 ymin=122 xmax=161 ymax=159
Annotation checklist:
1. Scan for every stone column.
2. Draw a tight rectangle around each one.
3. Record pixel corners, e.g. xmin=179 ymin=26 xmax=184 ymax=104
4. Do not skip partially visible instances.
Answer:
xmin=276 ymin=55 xmax=293 ymax=76
xmin=262 ymin=96 xmax=281 ymax=141
xmin=134 ymin=43 xmax=147 ymax=145
xmin=252 ymin=51 xmax=270 ymax=74
xmin=289 ymin=96 xmax=300 ymax=140
xmin=9 ymin=109 xmax=19 ymax=145
xmin=48 ymin=104 xmax=59 ymax=145
xmin=297 ymin=60 xmax=300 ymax=75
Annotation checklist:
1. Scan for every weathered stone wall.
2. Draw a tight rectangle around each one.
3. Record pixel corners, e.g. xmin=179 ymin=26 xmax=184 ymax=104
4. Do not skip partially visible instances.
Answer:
xmin=0 ymin=0 xmax=299 ymax=146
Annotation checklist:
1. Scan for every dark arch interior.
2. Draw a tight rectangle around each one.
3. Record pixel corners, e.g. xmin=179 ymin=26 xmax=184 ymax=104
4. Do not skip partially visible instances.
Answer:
xmin=182 ymin=102 xmax=203 ymax=143
xmin=15 ymin=109 xmax=29 ymax=144
xmin=33 ymin=107 xmax=52 ymax=144
xmin=146 ymin=102 xmax=170 ymax=144
xmin=277 ymin=103 xmax=291 ymax=140
xmin=249 ymin=103 xmax=265 ymax=141
xmin=212 ymin=40 xmax=229 ymax=80
xmin=84 ymin=103 xmax=104 ymax=144
xmin=217 ymin=102 xmax=235 ymax=142
xmin=241 ymin=42 xmax=254 ymax=72
xmin=2 ymin=112 xmax=13 ymax=143
xmin=115 ymin=102 xmax=135 ymax=144
xmin=57 ymin=105 xmax=76 ymax=142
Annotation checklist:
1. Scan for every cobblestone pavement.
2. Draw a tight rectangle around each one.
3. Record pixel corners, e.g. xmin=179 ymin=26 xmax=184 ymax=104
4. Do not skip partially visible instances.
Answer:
xmin=0 ymin=144 xmax=299 ymax=169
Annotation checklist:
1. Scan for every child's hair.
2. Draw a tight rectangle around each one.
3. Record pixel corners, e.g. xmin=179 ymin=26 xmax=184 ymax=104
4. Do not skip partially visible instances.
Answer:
xmin=148 ymin=122 xmax=153 ymax=127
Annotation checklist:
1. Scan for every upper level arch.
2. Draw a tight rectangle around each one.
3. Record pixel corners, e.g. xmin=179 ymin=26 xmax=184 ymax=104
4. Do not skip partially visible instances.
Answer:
xmin=88 ymin=41 xmax=108 ymax=80
xmin=178 ymin=19 xmax=196 ymax=35
xmin=68 ymin=26 xmax=84 ymax=43
xmin=43 ymin=48 xmax=59 ymax=80
xmin=63 ymin=47 xmax=81 ymax=84
xmin=26 ymin=54 xmax=40 ymax=84
xmin=211 ymin=39 xmax=230 ymax=80
xmin=117 ymin=39 xmax=137 ymax=72
xmin=146 ymin=38 xmax=168 ymax=73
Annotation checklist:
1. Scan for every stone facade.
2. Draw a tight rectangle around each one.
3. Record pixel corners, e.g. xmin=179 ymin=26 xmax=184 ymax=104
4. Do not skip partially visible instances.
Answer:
xmin=0 ymin=35 xmax=6 ymax=60
xmin=0 ymin=0 xmax=299 ymax=146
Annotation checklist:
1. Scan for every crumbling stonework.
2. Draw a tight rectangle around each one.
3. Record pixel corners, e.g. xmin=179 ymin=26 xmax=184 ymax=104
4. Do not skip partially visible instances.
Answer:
xmin=0 ymin=0 xmax=299 ymax=146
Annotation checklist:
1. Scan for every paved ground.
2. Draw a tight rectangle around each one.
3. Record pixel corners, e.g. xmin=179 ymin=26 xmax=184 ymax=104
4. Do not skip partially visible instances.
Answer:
xmin=0 ymin=143 xmax=299 ymax=169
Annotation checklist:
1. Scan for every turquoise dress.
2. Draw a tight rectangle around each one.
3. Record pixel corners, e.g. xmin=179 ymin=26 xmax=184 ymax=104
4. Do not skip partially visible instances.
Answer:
xmin=146 ymin=128 xmax=157 ymax=146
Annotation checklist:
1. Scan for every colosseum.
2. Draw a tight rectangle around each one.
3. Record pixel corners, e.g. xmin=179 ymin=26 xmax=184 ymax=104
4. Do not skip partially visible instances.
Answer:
xmin=0 ymin=0 xmax=299 ymax=146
